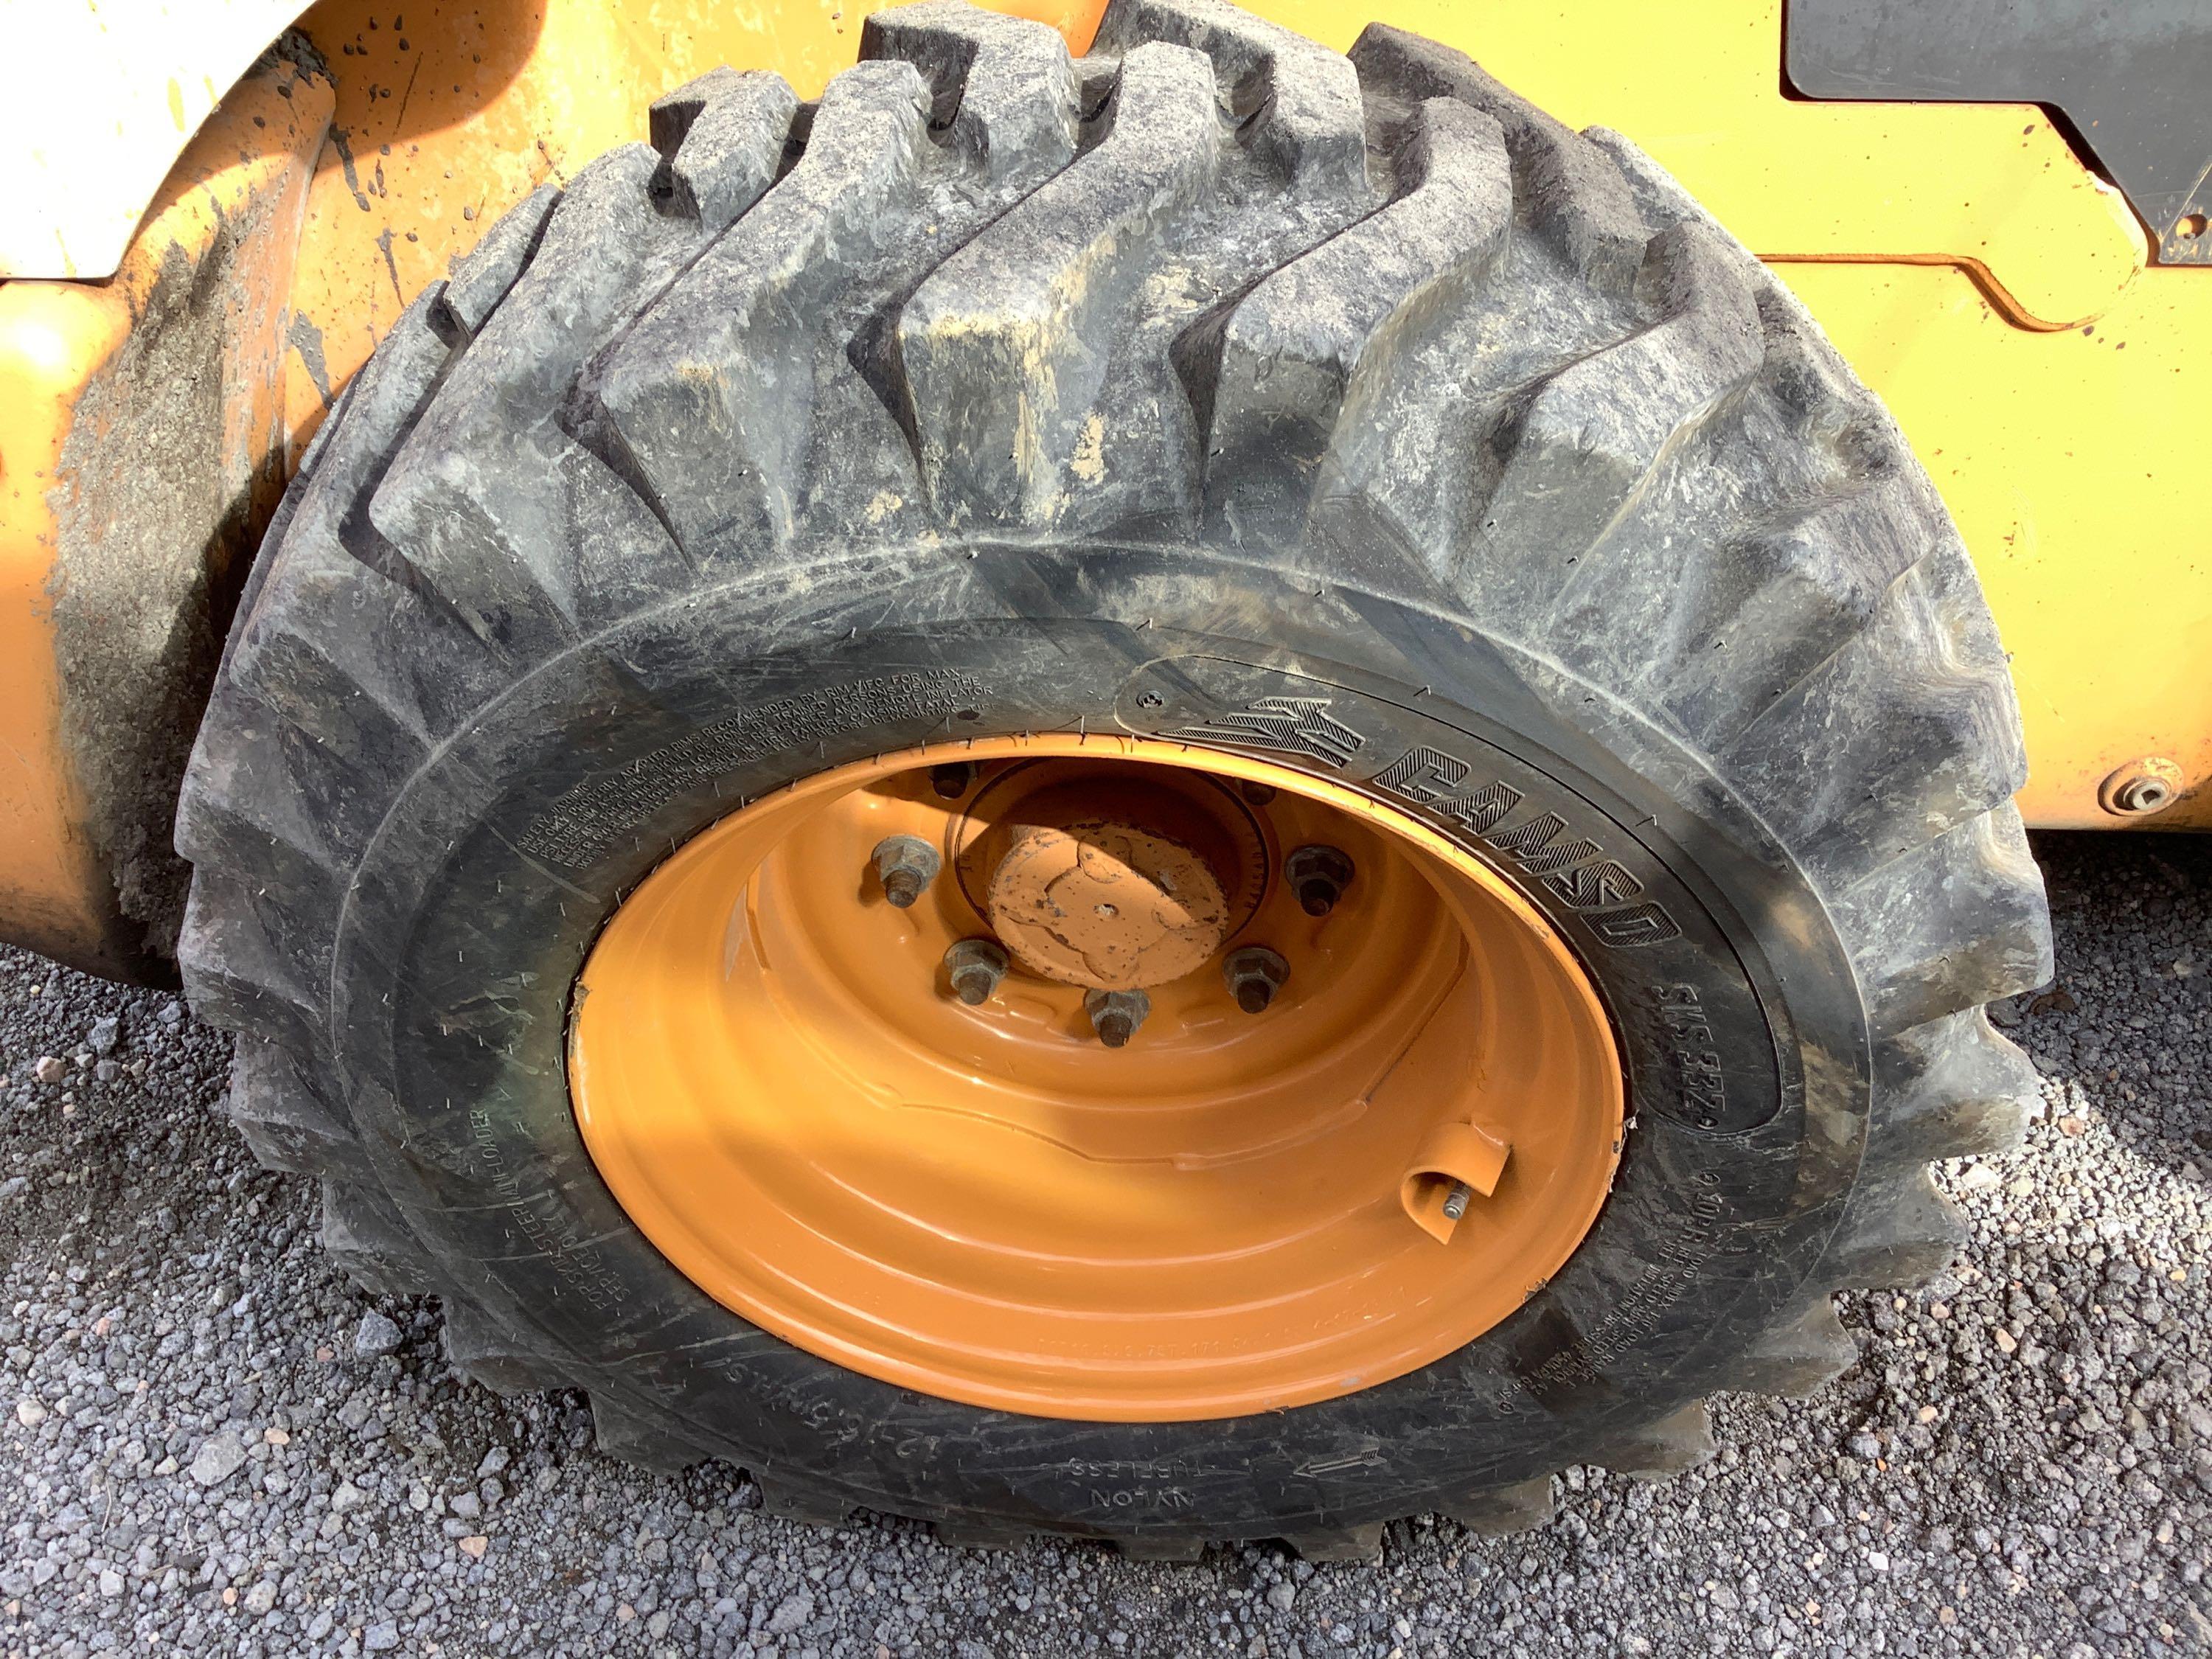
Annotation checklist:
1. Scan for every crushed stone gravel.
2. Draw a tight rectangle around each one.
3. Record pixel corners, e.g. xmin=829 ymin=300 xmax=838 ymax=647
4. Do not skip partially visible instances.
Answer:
xmin=0 ymin=830 xmax=2205 ymax=1657
xmin=352 ymin=1314 xmax=403 ymax=1363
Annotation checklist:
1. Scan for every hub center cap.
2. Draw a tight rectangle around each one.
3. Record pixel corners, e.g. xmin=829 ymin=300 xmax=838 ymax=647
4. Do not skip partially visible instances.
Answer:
xmin=985 ymin=818 xmax=1230 ymax=990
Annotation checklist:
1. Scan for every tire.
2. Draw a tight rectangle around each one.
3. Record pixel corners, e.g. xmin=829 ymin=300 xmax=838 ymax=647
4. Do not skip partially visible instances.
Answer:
xmin=176 ymin=0 xmax=2051 ymax=1557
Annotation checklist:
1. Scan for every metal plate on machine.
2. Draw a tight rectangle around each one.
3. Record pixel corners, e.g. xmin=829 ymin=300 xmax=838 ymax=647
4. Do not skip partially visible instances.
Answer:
xmin=1787 ymin=0 xmax=2212 ymax=264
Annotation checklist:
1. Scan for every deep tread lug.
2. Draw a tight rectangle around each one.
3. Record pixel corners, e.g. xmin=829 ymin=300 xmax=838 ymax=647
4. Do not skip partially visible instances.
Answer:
xmin=1093 ymin=0 xmax=1371 ymax=201
xmin=647 ymin=68 xmax=799 ymax=232
xmin=244 ymin=285 xmax=458 ymax=630
xmin=1822 ymin=1166 xmax=1968 ymax=1291
xmin=1596 ymin=1402 xmax=1717 ymax=1481
xmin=224 ymin=1036 xmax=365 ymax=1180
xmin=1836 ymin=804 xmax=2053 ymax=1036
xmin=1441 ymin=1478 xmax=1554 ymax=1538
xmin=1350 ymin=23 xmax=1646 ymax=290
xmin=895 ymin=41 xmax=1219 ymax=528
xmin=933 ymin=1520 xmax=1033 ymax=1551
xmin=177 ymin=871 xmax=322 ymax=1055
xmin=319 ymin=1179 xmax=436 ymax=1299
xmin=753 ymin=1472 xmax=855 ymax=1525
xmin=173 ymin=702 xmax=349 ymax=1000
xmin=1198 ymin=94 xmax=1510 ymax=540
xmin=274 ymin=287 xmax=455 ymax=552
xmin=1639 ymin=473 xmax=1944 ymax=751
xmin=1116 ymin=1534 xmax=1207 ymax=1562
xmin=1869 ymin=1009 xmax=2038 ymax=1169
xmin=649 ymin=65 xmax=745 ymax=155
xmin=591 ymin=61 xmax=935 ymax=561
xmin=1734 ymin=1297 xmax=1858 ymax=1399
xmin=229 ymin=618 xmax=433 ymax=787
xmin=591 ymin=1396 xmax=712 ymax=1474
xmin=440 ymin=185 xmax=560 ymax=336
xmin=1716 ymin=546 xmax=2026 ymax=893
xmin=232 ymin=546 xmax=498 ymax=760
xmin=863 ymin=2 xmax=1079 ymax=184
xmin=1466 ymin=219 xmax=1762 ymax=600
xmin=372 ymin=145 xmax=714 ymax=651
xmin=175 ymin=695 xmax=341 ymax=877
xmin=1281 ymin=1524 xmax=1385 ymax=1564
xmin=442 ymin=1300 xmax=574 ymax=1398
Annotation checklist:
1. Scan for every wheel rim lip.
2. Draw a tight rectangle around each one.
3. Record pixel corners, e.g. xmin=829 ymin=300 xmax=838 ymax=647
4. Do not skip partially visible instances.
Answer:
xmin=568 ymin=734 xmax=1625 ymax=1421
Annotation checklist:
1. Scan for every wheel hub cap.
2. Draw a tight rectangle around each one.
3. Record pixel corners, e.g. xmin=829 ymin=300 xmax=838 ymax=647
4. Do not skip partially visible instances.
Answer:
xmin=981 ymin=779 xmax=1239 ymax=990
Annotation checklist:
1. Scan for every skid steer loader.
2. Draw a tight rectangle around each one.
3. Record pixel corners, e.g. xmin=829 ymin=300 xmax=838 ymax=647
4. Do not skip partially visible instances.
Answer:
xmin=0 ymin=0 xmax=2204 ymax=1557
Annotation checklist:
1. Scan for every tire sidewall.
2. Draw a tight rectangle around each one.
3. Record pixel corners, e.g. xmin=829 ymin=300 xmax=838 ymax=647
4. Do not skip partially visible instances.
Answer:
xmin=330 ymin=540 xmax=1870 ymax=1533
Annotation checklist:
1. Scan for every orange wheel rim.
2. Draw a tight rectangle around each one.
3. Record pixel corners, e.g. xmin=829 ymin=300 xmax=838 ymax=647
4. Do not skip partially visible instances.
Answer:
xmin=569 ymin=736 xmax=1624 ymax=1421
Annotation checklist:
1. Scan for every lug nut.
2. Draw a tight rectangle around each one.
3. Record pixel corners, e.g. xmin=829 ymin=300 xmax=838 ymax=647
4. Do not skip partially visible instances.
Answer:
xmin=1085 ymin=987 xmax=1150 ymax=1048
xmin=944 ymin=938 xmax=1009 ymax=1005
xmin=1284 ymin=844 xmax=1354 ymax=917
xmin=872 ymin=835 xmax=941 ymax=908
xmin=1222 ymin=945 xmax=1290 ymax=1014
xmin=931 ymin=762 xmax=975 ymax=799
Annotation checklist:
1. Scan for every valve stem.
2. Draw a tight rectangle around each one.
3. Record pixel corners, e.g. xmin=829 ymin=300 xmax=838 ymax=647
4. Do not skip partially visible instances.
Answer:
xmin=1441 ymin=1182 xmax=1473 ymax=1222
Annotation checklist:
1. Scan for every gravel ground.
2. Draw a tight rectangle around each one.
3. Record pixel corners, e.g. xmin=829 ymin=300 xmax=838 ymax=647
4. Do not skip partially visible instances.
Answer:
xmin=0 ymin=831 xmax=2205 ymax=1658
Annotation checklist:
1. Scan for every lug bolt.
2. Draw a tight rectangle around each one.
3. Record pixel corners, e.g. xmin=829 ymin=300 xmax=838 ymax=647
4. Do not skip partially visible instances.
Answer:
xmin=944 ymin=938 xmax=1009 ymax=1005
xmin=931 ymin=762 xmax=975 ymax=799
xmin=1441 ymin=1181 xmax=1473 ymax=1222
xmin=1085 ymin=987 xmax=1150 ymax=1048
xmin=872 ymin=835 xmax=942 ymax=908
xmin=1222 ymin=945 xmax=1290 ymax=1014
xmin=1284 ymin=844 xmax=1355 ymax=917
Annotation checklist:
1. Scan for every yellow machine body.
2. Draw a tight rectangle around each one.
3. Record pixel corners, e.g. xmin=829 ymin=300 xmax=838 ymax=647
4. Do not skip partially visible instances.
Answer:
xmin=1 ymin=0 xmax=2205 ymax=976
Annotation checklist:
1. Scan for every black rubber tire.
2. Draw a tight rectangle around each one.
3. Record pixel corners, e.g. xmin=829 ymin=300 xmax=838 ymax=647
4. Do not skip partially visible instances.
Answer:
xmin=177 ymin=0 xmax=2051 ymax=1557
